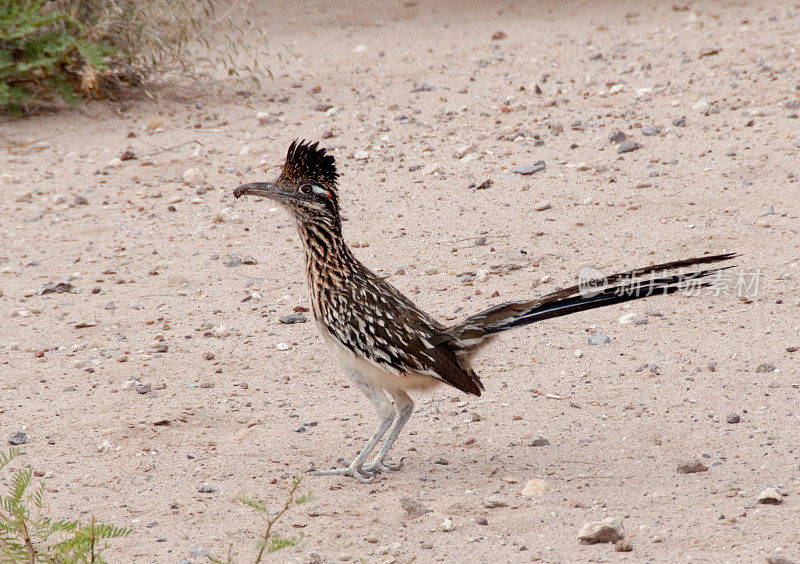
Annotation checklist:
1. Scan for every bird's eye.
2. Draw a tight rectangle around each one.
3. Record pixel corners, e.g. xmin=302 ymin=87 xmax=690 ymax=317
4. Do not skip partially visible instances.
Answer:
xmin=299 ymin=184 xmax=313 ymax=195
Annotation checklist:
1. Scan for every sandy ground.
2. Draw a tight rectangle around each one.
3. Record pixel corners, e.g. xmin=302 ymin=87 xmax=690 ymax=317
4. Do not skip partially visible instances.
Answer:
xmin=2 ymin=0 xmax=800 ymax=562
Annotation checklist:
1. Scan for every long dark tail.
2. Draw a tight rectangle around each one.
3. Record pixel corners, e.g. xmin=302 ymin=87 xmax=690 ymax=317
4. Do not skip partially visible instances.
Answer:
xmin=447 ymin=253 xmax=738 ymax=350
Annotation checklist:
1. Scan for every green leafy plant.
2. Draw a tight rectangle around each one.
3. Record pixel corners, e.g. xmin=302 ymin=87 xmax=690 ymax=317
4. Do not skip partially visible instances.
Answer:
xmin=212 ymin=476 xmax=312 ymax=564
xmin=0 ymin=0 xmax=114 ymax=112
xmin=0 ymin=447 xmax=130 ymax=563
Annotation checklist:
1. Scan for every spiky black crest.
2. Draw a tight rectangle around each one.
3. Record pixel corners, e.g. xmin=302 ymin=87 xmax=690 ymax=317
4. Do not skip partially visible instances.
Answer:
xmin=281 ymin=139 xmax=338 ymax=187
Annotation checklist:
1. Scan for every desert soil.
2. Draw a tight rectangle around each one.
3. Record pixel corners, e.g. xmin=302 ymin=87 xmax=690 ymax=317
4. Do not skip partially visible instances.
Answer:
xmin=1 ymin=0 xmax=799 ymax=562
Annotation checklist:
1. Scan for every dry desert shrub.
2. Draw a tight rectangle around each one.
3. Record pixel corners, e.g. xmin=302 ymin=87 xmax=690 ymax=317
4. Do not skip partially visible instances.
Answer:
xmin=1 ymin=0 xmax=269 ymax=113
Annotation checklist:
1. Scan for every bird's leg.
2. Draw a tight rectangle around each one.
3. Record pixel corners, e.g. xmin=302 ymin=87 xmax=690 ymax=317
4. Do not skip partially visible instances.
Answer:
xmin=363 ymin=390 xmax=414 ymax=473
xmin=309 ymin=378 xmax=394 ymax=483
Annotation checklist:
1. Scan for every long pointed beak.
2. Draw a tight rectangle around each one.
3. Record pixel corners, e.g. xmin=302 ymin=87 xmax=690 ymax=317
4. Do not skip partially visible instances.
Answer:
xmin=233 ymin=182 xmax=282 ymax=201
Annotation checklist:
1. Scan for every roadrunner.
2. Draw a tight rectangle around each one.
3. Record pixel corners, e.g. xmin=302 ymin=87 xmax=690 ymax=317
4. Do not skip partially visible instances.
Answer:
xmin=233 ymin=140 xmax=736 ymax=482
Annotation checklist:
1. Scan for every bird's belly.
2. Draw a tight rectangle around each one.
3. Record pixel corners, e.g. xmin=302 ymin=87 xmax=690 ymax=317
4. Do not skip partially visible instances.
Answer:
xmin=314 ymin=320 xmax=440 ymax=393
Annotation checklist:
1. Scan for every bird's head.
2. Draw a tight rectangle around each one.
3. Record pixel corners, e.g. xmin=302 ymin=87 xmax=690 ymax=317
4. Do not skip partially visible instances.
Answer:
xmin=233 ymin=139 xmax=340 ymax=223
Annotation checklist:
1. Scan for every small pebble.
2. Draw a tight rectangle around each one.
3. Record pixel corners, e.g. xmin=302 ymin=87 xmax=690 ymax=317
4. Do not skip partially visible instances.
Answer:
xmin=757 ymin=487 xmax=783 ymax=505
xmin=439 ymin=518 xmax=455 ymax=532
xmin=528 ymin=436 xmax=550 ymax=447
xmin=400 ymin=497 xmax=432 ymax=519
xmin=7 ymin=430 xmax=27 ymax=445
xmin=280 ymin=313 xmax=307 ymax=324
xmin=198 ymin=484 xmax=215 ymax=493
xmin=588 ymin=333 xmax=611 ymax=346
xmin=521 ymin=479 xmax=547 ymax=497
xmin=726 ymin=413 xmax=741 ymax=424
xmin=512 ymin=161 xmax=546 ymax=175
xmin=189 ymin=546 xmax=208 ymax=558
xmin=618 ymin=140 xmax=643 ymax=154
xmin=483 ymin=497 xmax=507 ymax=508
xmin=677 ymin=460 xmax=708 ymax=474
xmin=608 ymin=130 xmax=627 ymax=144
xmin=615 ymin=539 xmax=634 ymax=552
xmin=578 ymin=517 xmax=625 ymax=544
xmin=183 ymin=168 xmax=204 ymax=186
xmin=641 ymin=126 xmax=660 ymax=136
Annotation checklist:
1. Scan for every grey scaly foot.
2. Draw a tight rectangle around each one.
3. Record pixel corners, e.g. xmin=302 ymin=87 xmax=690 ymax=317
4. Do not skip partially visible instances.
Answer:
xmin=308 ymin=462 xmax=379 ymax=483
xmin=362 ymin=458 xmax=404 ymax=473
xmin=334 ymin=456 xmax=403 ymax=474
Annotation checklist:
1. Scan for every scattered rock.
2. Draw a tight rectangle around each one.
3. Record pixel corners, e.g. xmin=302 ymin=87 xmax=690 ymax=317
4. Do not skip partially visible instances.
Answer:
xmin=677 ymin=460 xmax=708 ymax=474
xmin=618 ymin=312 xmax=637 ymax=325
xmin=74 ymin=194 xmax=89 ymax=206
xmin=618 ymin=140 xmax=643 ymax=154
xmin=521 ymin=479 xmax=547 ymax=497
xmin=183 ymin=168 xmax=204 ymax=186
xmin=533 ymin=201 xmax=552 ymax=211
xmin=726 ymin=413 xmax=741 ymax=424
xmin=120 ymin=150 xmax=136 ymax=161
xmin=483 ymin=497 xmax=507 ymax=508
xmin=453 ymin=144 xmax=476 ymax=159
xmin=468 ymin=179 xmax=493 ymax=190
xmin=756 ymin=363 xmax=776 ymax=373
xmin=38 ymin=281 xmax=74 ymax=295
xmin=134 ymin=383 xmax=151 ymax=394
xmin=491 ymin=31 xmax=507 ymax=40
xmin=578 ymin=517 xmax=625 ymax=544
xmin=699 ymin=47 xmax=720 ymax=58
xmin=757 ymin=487 xmax=783 ymax=505
xmin=615 ymin=539 xmax=634 ymax=552
xmin=354 ymin=150 xmax=369 ymax=160
xmin=438 ymin=518 xmax=455 ymax=532
xmin=528 ymin=436 xmax=550 ymax=447
xmin=198 ymin=484 xmax=215 ymax=493
xmin=280 ymin=313 xmax=307 ymax=324
xmin=588 ymin=333 xmax=611 ymax=346
xmin=305 ymin=553 xmax=323 ymax=564
xmin=673 ymin=117 xmax=687 ymax=127
xmin=400 ymin=497 xmax=432 ymax=519
xmin=411 ymin=83 xmax=434 ymax=93
xmin=512 ymin=161 xmax=546 ymax=175
xmin=189 ymin=546 xmax=208 ymax=558
xmin=7 ymin=430 xmax=27 ymax=445
xmin=608 ymin=130 xmax=627 ymax=144
xmin=641 ymin=126 xmax=660 ymax=136
xmin=97 ymin=439 xmax=114 ymax=453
